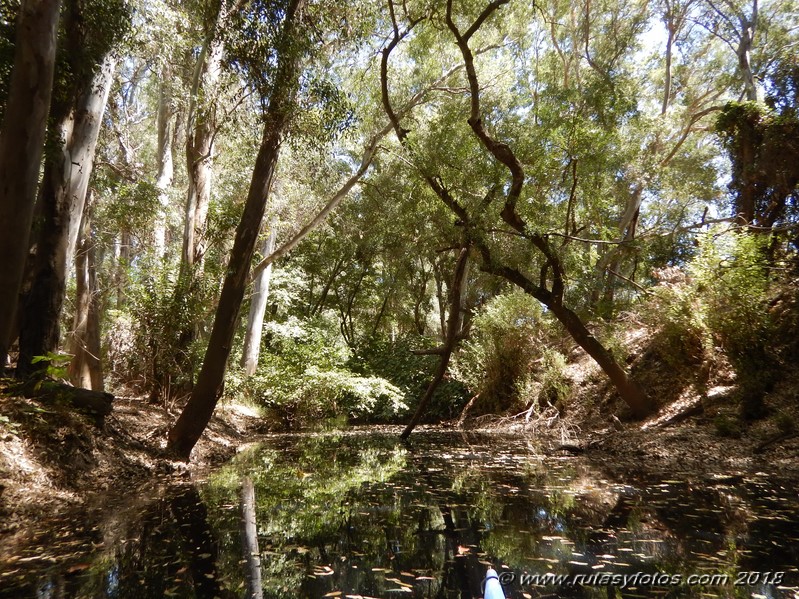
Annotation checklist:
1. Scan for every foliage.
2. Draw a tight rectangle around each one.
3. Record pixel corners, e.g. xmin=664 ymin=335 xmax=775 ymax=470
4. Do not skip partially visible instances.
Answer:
xmin=226 ymin=315 xmax=408 ymax=427
xmin=451 ymin=290 xmax=549 ymax=414
xmin=121 ymin=265 xmax=211 ymax=397
xmin=351 ymin=335 xmax=470 ymax=423
xmin=30 ymin=352 xmax=72 ymax=380
xmin=6 ymin=0 xmax=799 ymax=432
xmin=645 ymin=229 xmax=777 ymax=417
xmin=715 ymin=101 xmax=799 ymax=227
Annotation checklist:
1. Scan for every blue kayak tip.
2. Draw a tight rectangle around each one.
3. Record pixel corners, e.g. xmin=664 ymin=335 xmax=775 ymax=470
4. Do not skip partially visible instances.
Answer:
xmin=484 ymin=568 xmax=506 ymax=599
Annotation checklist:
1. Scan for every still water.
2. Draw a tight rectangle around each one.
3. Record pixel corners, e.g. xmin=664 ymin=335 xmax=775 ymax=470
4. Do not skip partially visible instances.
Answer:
xmin=2 ymin=429 xmax=799 ymax=598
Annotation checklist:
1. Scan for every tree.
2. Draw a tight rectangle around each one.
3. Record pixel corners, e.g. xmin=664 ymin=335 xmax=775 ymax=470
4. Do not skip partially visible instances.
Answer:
xmin=380 ymin=0 xmax=656 ymax=418
xmin=18 ymin=52 xmax=118 ymax=377
xmin=68 ymin=190 xmax=104 ymax=391
xmin=0 ymin=0 xmax=61 ymax=371
xmin=167 ymin=0 xmax=308 ymax=460
xmin=17 ymin=0 xmax=127 ymax=377
xmin=181 ymin=0 xmax=241 ymax=272
xmin=241 ymin=221 xmax=277 ymax=375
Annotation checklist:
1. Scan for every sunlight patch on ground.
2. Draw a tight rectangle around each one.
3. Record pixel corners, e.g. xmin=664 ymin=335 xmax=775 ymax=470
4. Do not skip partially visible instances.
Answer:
xmin=641 ymin=388 xmax=701 ymax=431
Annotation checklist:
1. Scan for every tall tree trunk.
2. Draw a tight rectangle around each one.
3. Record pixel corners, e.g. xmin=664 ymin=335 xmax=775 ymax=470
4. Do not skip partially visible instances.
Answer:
xmin=241 ymin=224 xmax=277 ymax=376
xmin=17 ymin=54 xmax=116 ymax=377
xmin=154 ymin=70 xmax=175 ymax=258
xmin=0 ymin=0 xmax=61 ymax=370
xmin=167 ymin=0 xmax=307 ymax=461
xmin=115 ymin=230 xmax=131 ymax=310
xmin=737 ymin=1 xmax=758 ymax=102
xmin=68 ymin=190 xmax=103 ymax=391
xmin=181 ymin=1 xmax=229 ymax=272
xmin=661 ymin=15 xmax=674 ymax=114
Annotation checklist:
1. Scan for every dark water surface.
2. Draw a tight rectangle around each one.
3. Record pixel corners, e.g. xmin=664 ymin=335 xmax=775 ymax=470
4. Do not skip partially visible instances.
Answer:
xmin=2 ymin=429 xmax=799 ymax=598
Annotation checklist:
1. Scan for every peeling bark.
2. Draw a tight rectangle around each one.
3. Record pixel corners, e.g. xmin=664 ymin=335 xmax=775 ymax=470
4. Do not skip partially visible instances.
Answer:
xmin=18 ymin=54 xmax=116 ymax=377
xmin=68 ymin=190 xmax=104 ymax=391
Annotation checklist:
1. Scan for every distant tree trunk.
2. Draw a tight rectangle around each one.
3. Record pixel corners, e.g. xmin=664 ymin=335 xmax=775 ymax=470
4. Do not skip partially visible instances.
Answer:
xmin=153 ymin=70 xmax=175 ymax=258
xmin=115 ymin=230 xmax=131 ymax=310
xmin=0 ymin=0 xmax=61 ymax=371
xmin=241 ymin=224 xmax=277 ymax=376
xmin=736 ymin=2 xmax=758 ymax=102
xmin=17 ymin=54 xmax=116 ymax=377
xmin=592 ymin=184 xmax=643 ymax=316
xmin=68 ymin=191 xmax=103 ymax=391
xmin=401 ymin=246 xmax=469 ymax=440
xmin=239 ymin=477 xmax=263 ymax=599
xmin=181 ymin=1 xmax=230 ymax=272
xmin=167 ymin=0 xmax=307 ymax=461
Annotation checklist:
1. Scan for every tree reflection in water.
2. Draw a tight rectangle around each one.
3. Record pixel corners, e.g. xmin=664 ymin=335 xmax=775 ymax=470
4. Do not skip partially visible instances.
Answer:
xmin=3 ymin=430 xmax=798 ymax=598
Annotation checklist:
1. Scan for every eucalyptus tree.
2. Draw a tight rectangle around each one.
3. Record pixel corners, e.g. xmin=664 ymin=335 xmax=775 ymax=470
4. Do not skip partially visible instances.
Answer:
xmin=0 ymin=0 xmax=61 ymax=371
xmin=16 ymin=0 xmax=128 ymax=378
xmin=167 ymin=0 xmax=311 ymax=459
xmin=181 ymin=0 xmax=243 ymax=272
xmin=589 ymin=0 xmax=730 ymax=313
xmin=698 ymin=0 xmax=799 ymax=225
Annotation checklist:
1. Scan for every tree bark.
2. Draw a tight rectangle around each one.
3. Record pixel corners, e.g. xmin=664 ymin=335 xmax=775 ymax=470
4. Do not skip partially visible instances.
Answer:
xmin=401 ymin=246 xmax=470 ymax=439
xmin=17 ymin=53 xmax=116 ymax=378
xmin=154 ymin=69 xmax=175 ymax=258
xmin=736 ymin=1 xmax=758 ymax=102
xmin=68 ymin=191 xmax=104 ymax=391
xmin=0 ymin=0 xmax=61 ymax=370
xmin=181 ymin=0 xmax=230 ymax=272
xmin=241 ymin=224 xmax=277 ymax=376
xmin=167 ymin=0 xmax=307 ymax=461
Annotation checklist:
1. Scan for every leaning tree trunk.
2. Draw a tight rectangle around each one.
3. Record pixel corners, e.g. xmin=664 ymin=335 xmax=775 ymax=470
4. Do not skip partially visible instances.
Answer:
xmin=0 ymin=0 xmax=61 ymax=370
xmin=241 ymin=224 xmax=277 ymax=376
xmin=17 ymin=54 xmax=116 ymax=377
xmin=401 ymin=246 xmax=470 ymax=440
xmin=167 ymin=0 xmax=306 ymax=461
xmin=68 ymin=190 xmax=104 ymax=391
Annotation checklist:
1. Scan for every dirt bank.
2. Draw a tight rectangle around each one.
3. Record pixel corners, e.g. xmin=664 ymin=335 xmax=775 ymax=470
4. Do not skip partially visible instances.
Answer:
xmin=0 ymin=386 xmax=263 ymax=563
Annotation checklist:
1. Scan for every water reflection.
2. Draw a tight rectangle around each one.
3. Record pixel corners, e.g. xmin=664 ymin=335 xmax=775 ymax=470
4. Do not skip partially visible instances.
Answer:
xmin=1 ymin=430 xmax=798 ymax=598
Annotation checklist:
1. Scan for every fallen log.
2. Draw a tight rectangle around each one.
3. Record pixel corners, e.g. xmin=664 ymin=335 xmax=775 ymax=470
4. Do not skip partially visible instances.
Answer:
xmin=20 ymin=379 xmax=113 ymax=425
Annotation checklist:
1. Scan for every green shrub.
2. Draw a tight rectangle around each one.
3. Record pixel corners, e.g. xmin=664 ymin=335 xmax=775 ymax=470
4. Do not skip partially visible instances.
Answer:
xmin=691 ymin=230 xmax=775 ymax=418
xmin=226 ymin=315 xmax=408 ymax=428
xmin=645 ymin=229 xmax=776 ymax=418
xmin=451 ymin=289 xmax=549 ymax=414
xmin=536 ymin=348 xmax=571 ymax=409
xmin=349 ymin=335 xmax=469 ymax=423
xmin=125 ymin=264 xmax=211 ymax=399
